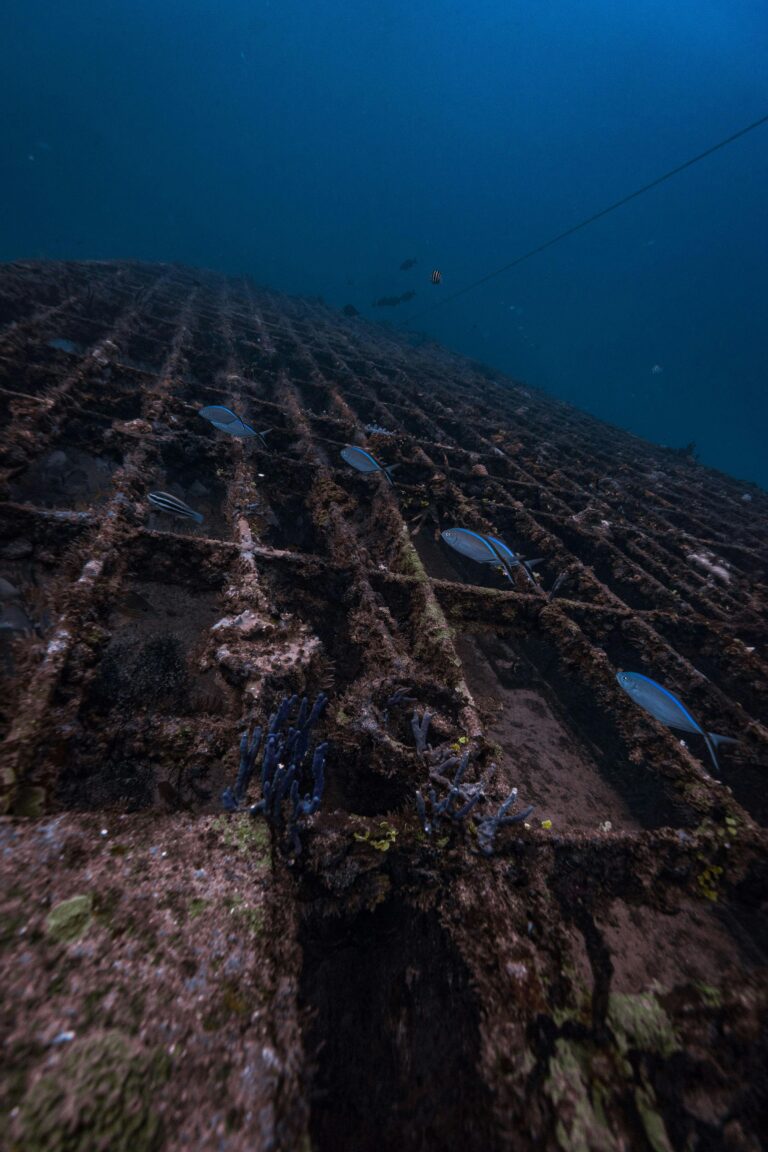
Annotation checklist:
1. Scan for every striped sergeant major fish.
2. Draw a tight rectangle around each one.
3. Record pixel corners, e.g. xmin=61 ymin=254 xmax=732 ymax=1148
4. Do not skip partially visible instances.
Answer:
xmin=431 ymin=270 xmax=441 ymax=285
xmin=340 ymin=445 xmax=398 ymax=486
xmin=615 ymin=671 xmax=737 ymax=775
xmin=198 ymin=405 xmax=272 ymax=448
xmin=441 ymin=527 xmax=542 ymax=586
xmin=147 ymin=491 xmax=204 ymax=524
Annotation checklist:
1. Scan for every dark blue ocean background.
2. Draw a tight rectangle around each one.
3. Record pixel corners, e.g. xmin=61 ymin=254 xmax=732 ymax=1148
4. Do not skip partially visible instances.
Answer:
xmin=2 ymin=0 xmax=766 ymax=485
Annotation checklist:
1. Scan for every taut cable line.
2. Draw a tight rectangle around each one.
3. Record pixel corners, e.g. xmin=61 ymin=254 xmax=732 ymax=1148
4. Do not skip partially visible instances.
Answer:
xmin=398 ymin=112 xmax=768 ymax=328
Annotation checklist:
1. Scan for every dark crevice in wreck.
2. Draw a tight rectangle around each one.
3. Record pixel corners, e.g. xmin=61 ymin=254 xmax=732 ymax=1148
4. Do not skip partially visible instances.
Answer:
xmin=323 ymin=739 xmax=412 ymax=816
xmin=298 ymin=899 xmax=495 ymax=1152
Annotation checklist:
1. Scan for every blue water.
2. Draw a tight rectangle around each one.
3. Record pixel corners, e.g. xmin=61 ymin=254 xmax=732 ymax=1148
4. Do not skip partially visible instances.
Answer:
xmin=2 ymin=0 xmax=766 ymax=485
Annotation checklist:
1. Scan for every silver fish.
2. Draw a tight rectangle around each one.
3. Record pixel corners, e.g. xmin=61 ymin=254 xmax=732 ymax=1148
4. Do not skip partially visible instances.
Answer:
xmin=340 ymin=445 xmax=398 ymax=485
xmin=616 ymin=671 xmax=737 ymax=774
xmin=147 ymin=491 xmax=204 ymax=524
xmin=198 ymin=405 xmax=272 ymax=447
xmin=441 ymin=527 xmax=542 ymax=586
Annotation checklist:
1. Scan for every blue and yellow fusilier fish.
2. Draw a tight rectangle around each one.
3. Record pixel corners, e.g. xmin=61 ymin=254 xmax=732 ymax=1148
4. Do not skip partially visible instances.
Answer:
xmin=441 ymin=527 xmax=542 ymax=586
xmin=616 ymin=671 xmax=737 ymax=774
xmin=340 ymin=445 xmax=398 ymax=486
xmin=199 ymin=405 xmax=272 ymax=448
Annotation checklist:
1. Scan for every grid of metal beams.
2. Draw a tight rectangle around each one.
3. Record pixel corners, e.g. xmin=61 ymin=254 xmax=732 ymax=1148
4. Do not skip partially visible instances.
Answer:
xmin=1 ymin=260 xmax=767 ymax=1150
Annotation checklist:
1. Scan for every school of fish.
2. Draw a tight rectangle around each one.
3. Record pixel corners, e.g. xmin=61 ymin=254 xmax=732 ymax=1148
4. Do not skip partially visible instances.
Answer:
xmin=136 ymin=393 xmax=739 ymax=778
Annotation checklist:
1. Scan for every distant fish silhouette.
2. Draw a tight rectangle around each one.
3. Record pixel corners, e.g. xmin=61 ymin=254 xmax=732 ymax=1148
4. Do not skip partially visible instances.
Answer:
xmin=400 ymin=258 xmax=417 ymax=270
xmin=199 ymin=405 xmax=271 ymax=447
xmin=431 ymin=270 xmax=441 ymax=285
xmin=342 ymin=304 xmax=359 ymax=317
xmin=340 ymin=446 xmax=398 ymax=486
xmin=373 ymin=291 xmax=417 ymax=308
xmin=615 ymin=671 xmax=737 ymax=774
xmin=147 ymin=491 xmax=204 ymax=524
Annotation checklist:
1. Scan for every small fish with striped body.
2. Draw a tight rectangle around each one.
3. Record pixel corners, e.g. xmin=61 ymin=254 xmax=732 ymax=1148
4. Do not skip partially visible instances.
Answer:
xmin=616 ymin=671 xmax=737 ymax=774
xmin=340 ymin=445 xmax=398 ymax=485
xmin=147 ymin=491 xmax=204 ymax=524
xmin=199 ymin=405 xmax=272 ymax=447
xmin=431 ymin=270 xmax=441 ymax=284
xmin=441 ymin=527 xmax=542 ymax=586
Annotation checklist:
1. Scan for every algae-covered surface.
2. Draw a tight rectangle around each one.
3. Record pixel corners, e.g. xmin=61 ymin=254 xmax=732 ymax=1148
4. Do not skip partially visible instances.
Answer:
xmin=3 ymin=809 xmax=767 ymax=1152
xmin=0 ymin=813 xmax=287 ymax=1152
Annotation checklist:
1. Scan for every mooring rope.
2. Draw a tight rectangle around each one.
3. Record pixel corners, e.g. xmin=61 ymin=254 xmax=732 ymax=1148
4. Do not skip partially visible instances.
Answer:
xmin=398 ymin=111 xmax=768 ymax=327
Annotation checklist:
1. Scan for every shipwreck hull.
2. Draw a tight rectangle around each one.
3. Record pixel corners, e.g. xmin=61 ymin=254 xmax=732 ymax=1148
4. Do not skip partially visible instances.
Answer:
xmin=0 ymin=260 xmax=766 ymax=1151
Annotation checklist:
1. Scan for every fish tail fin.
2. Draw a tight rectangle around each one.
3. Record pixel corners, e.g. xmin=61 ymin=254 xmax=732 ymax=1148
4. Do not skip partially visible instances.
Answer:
xmin=703 ymin=732 xmax=736 ymax=774
xmin=193 ymin=511 xmax=205 ymax=524
xmin=521 ymin=560 xmax=541 ymax=584
xmin=524 ymin=558 xmax=544 ymax=568
xmin=702 ymin=735 xmax=720 ymax=774
xmin=384 ymin=464 xmax=399 ymax=485
xmin=708 ymin=732 xmax=738 ymax=751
